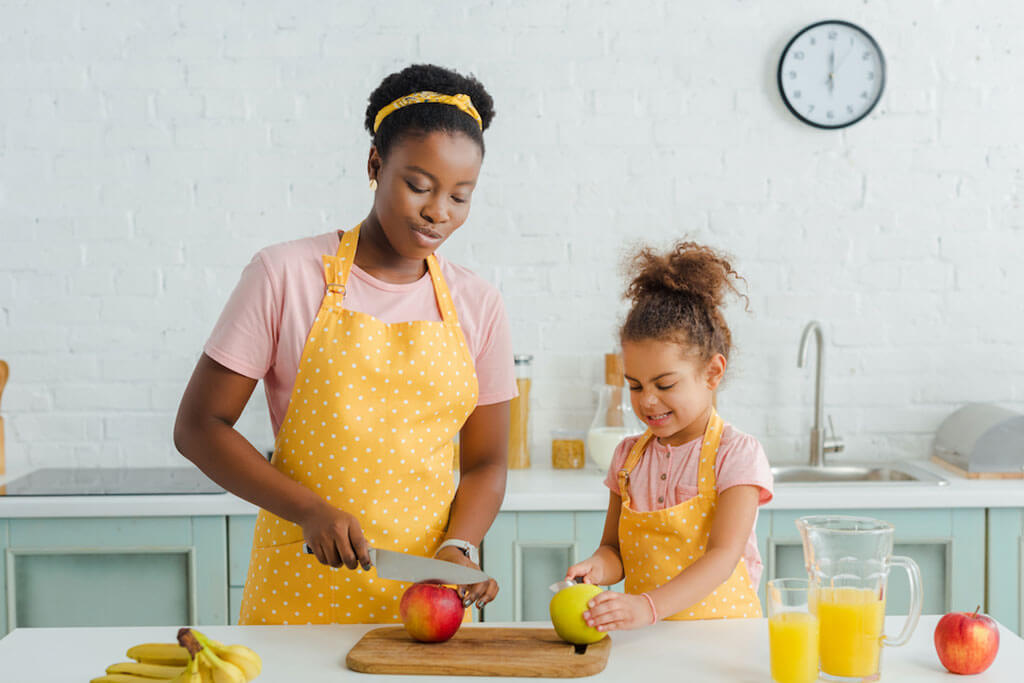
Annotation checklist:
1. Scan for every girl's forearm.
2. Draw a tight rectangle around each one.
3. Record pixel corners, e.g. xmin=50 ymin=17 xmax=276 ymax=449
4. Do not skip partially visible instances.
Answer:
xmin=644 ymin=547 xmax=742 ymax=618
xmin=594 ymin=544 xmax=625 ymax=585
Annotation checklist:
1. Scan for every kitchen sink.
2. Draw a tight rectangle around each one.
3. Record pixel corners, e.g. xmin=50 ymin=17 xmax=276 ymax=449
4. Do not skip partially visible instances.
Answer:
xmin=771 ymin=463 xmax=948 ymax=486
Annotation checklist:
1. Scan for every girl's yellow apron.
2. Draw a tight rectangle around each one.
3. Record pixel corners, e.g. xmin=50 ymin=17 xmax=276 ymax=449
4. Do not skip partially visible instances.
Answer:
xmin=617 ymin=408 xmax=762 ymax=619
xmin=239 ymin=224 xmax=479 ymax=624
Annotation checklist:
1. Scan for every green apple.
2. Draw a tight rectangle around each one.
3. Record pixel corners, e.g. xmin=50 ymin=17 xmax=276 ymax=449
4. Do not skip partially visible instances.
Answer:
xmin=549 ymin=583 xmax=607 ymax=645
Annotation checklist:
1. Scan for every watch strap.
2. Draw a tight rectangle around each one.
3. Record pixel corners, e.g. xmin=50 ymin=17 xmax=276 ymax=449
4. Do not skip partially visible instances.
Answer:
xmin=436 ymin=538 xmax=479 ymax=565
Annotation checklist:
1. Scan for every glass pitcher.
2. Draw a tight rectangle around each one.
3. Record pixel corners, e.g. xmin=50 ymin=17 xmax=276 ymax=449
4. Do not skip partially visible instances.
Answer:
xmin=586 ymin=384 xmax=644 ymax=472
xmin=796 ymin=515 xmax=922 ymax=682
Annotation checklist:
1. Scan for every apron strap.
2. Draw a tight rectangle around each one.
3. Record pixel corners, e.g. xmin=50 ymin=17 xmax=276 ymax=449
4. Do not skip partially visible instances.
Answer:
xmin=322 ymin=224 xmax=360 ymax=298
xmin=697 ymin=408 xmax=725 ymax=498
xmin=322 ymin=223 xmax=459 ymax=325
xmin=617 ymin=430 xmax=655 ymax=509
xmin=425 ymin=254 xmax=459 ymax=326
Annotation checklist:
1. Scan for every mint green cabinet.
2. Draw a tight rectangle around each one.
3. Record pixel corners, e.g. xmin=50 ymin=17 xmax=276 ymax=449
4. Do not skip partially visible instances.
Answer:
xmin=0 ymin=516 xmax=228 ymax=635
xmin=760 ymin=508 xmax=986 ymax=618
xmin=481 ymin=510 xmax=623 ymax=623
xmin=988 ymin=509 xmax=1024 ymax=635
xmin=227 ymin=515 xmax=258 ymax=624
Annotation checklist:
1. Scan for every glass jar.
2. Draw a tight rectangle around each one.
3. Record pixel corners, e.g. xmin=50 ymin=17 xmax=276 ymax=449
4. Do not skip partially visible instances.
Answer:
xmin=551 ymin=429 xmax=586 ymax=469
xmin=508 ymin=354 xmax=533 ymax=469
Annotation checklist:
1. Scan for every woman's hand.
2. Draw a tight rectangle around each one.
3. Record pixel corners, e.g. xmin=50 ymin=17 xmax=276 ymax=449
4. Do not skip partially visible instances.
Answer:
xmin=300 ymin=501 xmax=372 ymax=570
xmin=583 ymin=591 xmax=655 ymax=632
xmin=435 ymin=545 xmax=499 ymax=609
xmin=565 ymin=552 xmax=617 ymax=586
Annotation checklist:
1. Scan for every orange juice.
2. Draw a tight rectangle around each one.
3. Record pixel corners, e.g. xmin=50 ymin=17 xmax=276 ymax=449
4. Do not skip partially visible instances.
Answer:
xmin=817 ymin=587 xmax=886 ymax=678
xmin=769 ymin=612 xmax=820 ymax=683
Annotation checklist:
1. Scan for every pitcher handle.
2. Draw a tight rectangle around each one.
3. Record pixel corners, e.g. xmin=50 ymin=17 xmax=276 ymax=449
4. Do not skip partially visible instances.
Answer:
xmin=883 ymin=555 xmax=922 ymax=647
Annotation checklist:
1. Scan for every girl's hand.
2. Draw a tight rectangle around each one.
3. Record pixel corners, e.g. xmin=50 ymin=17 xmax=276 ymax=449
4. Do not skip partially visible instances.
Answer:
xmin=435 ymin=545 xmax=499 ymax=609
xmin=583 ymin=591 xmax=656 ymax=632
xmin=300 ymin=502 xmax=372 ymax=570
xmin=565 ymin=555 xmax=610 ymax=585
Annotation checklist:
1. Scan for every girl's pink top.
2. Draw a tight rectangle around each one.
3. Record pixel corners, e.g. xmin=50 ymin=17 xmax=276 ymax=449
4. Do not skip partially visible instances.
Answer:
xmin=204 ymin=230 xmax=517 ymax=436
xmin=603 ymin=424 xmax=774 ymax=587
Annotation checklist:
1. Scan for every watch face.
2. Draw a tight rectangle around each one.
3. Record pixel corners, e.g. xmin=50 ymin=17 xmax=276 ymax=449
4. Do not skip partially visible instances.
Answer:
xmin=777 ymin=20 xmax=885 ymax=129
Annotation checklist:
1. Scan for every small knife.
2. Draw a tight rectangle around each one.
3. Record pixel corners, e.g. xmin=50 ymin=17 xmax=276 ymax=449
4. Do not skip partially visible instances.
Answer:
xmin=303 ymin=544 xmax=490 ymax=585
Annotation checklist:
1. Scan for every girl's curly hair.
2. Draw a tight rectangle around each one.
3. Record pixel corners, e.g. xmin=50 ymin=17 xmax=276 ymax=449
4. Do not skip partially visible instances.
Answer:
xmin=621 ymin=241 xmax=749 ymax=363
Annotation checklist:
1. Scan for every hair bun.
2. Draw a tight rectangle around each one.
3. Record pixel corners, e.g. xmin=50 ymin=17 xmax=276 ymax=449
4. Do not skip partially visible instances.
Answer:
xmin=623 ymin=241 xmax=746 ymax=310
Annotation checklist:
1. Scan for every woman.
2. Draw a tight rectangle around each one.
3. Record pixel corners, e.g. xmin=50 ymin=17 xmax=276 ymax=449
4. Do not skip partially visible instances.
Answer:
xmin=174 ymin=64 xmax=513 ymax=625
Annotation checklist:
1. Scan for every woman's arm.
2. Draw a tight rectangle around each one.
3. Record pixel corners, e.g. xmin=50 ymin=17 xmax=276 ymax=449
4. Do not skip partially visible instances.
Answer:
xmin=434 ymin=400 xmax=509 ymax=607
xmin=584 ymin=484 xmax=760 ymax=630
xmin=173 ymin=353 xmax=372 ymax=570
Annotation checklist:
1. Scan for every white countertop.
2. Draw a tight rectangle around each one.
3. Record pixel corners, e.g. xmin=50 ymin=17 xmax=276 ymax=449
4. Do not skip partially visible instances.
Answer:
xmin=0 ymin=616 xmax=1018 ymax=682
xmin=0 ymin=459 xmax=1022 ymax=518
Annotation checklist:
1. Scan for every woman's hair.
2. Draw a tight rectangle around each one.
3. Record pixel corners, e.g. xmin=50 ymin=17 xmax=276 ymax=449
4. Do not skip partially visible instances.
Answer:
xmin=365 ymin=64 xmax=495 ymax=158
xmin=621 ymin=241 xmax=749 ymax=363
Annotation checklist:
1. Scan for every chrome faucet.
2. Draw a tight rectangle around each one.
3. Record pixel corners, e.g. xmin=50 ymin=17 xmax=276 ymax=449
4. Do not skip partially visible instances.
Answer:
xmin=797 ymin=321 xmax=844 ymax=466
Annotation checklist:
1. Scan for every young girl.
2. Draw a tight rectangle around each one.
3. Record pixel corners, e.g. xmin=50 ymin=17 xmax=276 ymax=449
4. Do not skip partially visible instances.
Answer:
xmin=565 ymin=241 xmax=773 ymax=631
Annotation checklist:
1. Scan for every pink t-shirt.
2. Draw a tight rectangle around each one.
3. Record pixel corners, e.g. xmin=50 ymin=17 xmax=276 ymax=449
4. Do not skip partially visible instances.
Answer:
xmin=204 ymin=230 xmax=517 ymax=436
xmin=603 ymin=424 xmax=774 ymax=587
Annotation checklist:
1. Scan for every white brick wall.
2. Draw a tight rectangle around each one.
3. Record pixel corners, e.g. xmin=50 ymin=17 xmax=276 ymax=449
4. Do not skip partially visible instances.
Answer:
xmin=2 ymin=1 xmax=1023 ymax=471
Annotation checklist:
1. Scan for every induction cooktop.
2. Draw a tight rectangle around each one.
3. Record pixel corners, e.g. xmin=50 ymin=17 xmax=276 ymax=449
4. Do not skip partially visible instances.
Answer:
xmin=0 ymin=467 xmax=225 ymax=496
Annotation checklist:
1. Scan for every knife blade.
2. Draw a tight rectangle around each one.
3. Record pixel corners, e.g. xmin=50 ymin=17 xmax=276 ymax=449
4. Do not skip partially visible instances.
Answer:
xmin=303 ymin=544 xmax=490 ymax=585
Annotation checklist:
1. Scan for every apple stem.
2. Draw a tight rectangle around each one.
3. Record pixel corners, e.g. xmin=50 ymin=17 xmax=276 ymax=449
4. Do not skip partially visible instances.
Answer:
xmin=972 ymin=605 xmax=981 ymax=618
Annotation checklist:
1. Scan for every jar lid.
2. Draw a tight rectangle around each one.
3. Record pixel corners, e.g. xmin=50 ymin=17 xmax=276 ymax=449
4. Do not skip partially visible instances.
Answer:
xmin=514 ymin=354 xmax=534 ymax=364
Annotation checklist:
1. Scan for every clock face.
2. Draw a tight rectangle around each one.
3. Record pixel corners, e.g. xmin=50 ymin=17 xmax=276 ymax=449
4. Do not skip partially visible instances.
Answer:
xmin=777 ymin=20 xmax=886 ymax=129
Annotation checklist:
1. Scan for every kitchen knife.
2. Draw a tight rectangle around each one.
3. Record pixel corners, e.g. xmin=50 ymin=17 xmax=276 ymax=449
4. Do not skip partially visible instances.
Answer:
xmin=303 ymin=543 xmax=490 ymax=585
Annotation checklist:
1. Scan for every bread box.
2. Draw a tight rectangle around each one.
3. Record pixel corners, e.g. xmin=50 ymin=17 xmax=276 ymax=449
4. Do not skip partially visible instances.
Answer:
xmin=932 ymin=403 xmax=1024 ymax=478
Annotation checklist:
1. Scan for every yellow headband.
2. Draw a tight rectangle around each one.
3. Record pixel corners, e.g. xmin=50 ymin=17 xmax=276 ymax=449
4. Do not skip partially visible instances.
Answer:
xmin=373 ymin=91 xmax=483 ymax=133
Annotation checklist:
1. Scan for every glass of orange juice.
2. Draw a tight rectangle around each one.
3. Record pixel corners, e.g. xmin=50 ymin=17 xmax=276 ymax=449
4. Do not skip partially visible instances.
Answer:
xmin=767 ymin=578 xmax=820 ymax=683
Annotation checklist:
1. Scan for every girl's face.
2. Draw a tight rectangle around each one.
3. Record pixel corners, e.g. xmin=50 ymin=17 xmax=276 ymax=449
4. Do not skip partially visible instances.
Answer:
xmin=368 ymin=130 xmax=482 ymax=259
xmin=622 ymin=338 xmax=725 ymax=446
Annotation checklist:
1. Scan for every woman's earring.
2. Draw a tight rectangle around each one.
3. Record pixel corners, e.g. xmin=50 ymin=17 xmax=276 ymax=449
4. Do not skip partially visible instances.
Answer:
xmin=369 ymin=178 xmax=378 ymax=192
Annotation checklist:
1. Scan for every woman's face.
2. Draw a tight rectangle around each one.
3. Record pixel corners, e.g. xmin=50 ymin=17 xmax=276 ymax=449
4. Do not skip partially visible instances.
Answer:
xmin=622 ymin=338 xmax=724 ymax=446
xmin=369 ymin=130 xmax=483 ymax=259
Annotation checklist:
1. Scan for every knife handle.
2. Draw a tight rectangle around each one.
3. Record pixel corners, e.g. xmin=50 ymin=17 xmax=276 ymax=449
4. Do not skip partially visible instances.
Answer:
xmin=302 ymin=543 xmax=376 ymax=568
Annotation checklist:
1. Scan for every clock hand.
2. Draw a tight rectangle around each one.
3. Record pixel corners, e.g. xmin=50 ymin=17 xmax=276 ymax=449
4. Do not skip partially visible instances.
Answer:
xmin=834 ymin=40 xmax=857 ymax=74
xmin=828 ymin=49 xmax=835 ymax=94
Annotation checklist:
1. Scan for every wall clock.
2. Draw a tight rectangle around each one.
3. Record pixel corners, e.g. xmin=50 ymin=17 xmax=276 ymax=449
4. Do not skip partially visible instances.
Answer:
xmin=777 ymin=20 xmax=886 ymax=129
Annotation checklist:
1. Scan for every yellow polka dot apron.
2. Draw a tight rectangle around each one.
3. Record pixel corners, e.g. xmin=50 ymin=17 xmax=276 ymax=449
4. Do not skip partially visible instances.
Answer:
xmin=617 ymin=408 xmax=762 ymax=620
xmin=239 ymin=224 xmax=479 ymax=624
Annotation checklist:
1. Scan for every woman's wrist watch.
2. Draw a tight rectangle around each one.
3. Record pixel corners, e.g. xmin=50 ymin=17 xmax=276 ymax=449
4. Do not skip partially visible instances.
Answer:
xmin=435 ymin=538 xmax=479 ymax=565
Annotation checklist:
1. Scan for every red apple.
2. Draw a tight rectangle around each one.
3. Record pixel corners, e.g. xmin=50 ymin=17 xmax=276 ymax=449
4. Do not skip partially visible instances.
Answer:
xmin=399 ymin=582 xmax=464 ymax=643
xmin=934 ymin=607 xmax=1000 ymax=674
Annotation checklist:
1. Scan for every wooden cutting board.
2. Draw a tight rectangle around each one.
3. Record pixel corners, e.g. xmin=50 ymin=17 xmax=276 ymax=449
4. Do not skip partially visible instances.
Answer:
xmin=931 ymin=455 xmax=1024 ymax=479
xmin=346 ymin=626 xmax=611 ymax=678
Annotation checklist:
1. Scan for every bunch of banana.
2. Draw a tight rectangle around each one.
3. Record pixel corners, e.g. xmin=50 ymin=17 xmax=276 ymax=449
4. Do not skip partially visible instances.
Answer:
xmin=88 ymin=628 xmax=261 ymax=683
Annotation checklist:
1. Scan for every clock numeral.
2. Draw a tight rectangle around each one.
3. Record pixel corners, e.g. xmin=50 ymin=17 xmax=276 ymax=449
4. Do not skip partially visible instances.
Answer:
xmin=827 ymin=110 xmax=835 ymax=120
xmin=867 ymin=71 xmax=875 ymax=80
xmin=794 ymin=50 xmax=805 ymax=60
xmin=828 ymin=30 xmax=837 ymax=40
xmin=789 ymin=70 xmax=797 ymax=80
xmin=793 ymin=90 xmax=802 ymax=99
xmin=862 ymin=51 xmax=871 ymax=60
xmin=846 ymin=105 xmax=854 ymax=114
xmin=860 ymin=91 xmax=869 ymax=99
xmin=809 ymin=37 xmax=817 ymax=46
xmin=807 ymin=105 xmax=815 ymax=113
